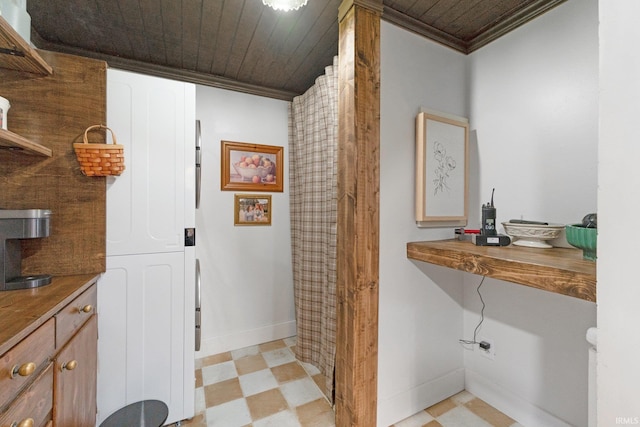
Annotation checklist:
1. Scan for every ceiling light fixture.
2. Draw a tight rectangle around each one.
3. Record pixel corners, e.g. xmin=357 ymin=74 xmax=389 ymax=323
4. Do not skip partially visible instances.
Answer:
xmin=262 ymin=0 xmax=308 ymax=12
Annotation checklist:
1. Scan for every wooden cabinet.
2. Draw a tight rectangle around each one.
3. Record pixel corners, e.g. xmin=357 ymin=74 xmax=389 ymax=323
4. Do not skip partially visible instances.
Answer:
xmin=0 ymin=363 xmax=53 ymax=427
xmin=0 ymin=320 xmax=54 ymax=427
xmin=54 ymin=315 xmax=97 ymax=427
xmin=0 ymin=319 xmax=54 ymax=411
xmin=0 ymin=276 xmax=99 ymax=427
xmin=53 ymin=284 xmax=97 ymax=427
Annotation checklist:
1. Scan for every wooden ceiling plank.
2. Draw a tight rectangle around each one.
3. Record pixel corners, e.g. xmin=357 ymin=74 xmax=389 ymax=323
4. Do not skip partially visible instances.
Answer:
xmin=383 ymin=0 xmax=417 ymax=14
xmin=138 ymin=0 xmax=168 ymax=64
xmin=27 ymin=0 xmax=59 ymax=42
xmin=243 ymin=9 xmax=304 ymax=80
xmin=281 ymin=25 xmax=338 ymax=94
xmin=450 ymin=0 xmax=524 ymax=41
xmin=209 ymin=1 xmax=245 ymax=76
xmin=429 ymin=0 xmax=485 ymax=29
xmin=259 ymin=0 xmax=339 ymax=88
xmin=114 ymin=0 xmax=149 ymax=61
xmin=222 ymin=0 xmax=265 ymax=79
xmin=117 ymin=0 xmax=145 ymax=29
xmin=138 ymin=0 xmax=164 ymax=36
xmin=28 ymin=0 xmax=102 ymax=53
xmin=160 ymin=0 xmax=183 ymax=68
xmin=244 ymin=15 xmax=301 ymax=87
xmin=407 ymin=0 xmax=442 ymax=21
xmin=92 ymin=0 xmax=136 ymax=60
xmin=268 ymin=1 xmax=339 ymax=91
xmin=195 ymin=0 xmax=223 ymax=73
xmin=232 ymin=6 xmax=281 ymax=84
xmin=412 ymin=0 xmax=460 ymax=25
xmin=181 ymin=0 xmax=203 ymax=70
xmin=122 ymin=33 xmax=153 ymax=64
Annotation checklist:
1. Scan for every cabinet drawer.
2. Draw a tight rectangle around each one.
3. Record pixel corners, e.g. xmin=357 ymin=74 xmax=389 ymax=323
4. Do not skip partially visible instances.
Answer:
xmin=55 ymin=284 xmax=97 ymax=348
xmin=0 ymin=318 xmax=54 ymax=410
xmin=0 ymin=362 xmax=53 ymax=427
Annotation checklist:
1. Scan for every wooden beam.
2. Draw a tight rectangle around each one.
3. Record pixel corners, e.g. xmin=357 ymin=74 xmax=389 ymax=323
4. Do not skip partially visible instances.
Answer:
xmin=335 ymin=1 xmax=381 ymax=426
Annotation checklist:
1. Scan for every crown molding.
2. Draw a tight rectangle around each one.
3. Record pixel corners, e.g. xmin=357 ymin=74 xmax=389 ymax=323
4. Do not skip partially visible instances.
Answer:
xmin=382 ymin=0 xmax=567 ymax=55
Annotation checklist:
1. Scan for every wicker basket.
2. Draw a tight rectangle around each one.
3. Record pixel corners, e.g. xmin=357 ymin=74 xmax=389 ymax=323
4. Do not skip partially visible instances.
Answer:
xmin=73 ymin=125 xmax=125 ymax=176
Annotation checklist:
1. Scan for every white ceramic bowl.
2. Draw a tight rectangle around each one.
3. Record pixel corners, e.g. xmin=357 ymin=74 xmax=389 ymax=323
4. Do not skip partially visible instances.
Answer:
xmin=502 ymin=221 xmax=564 ymax=248
xmin=232 ymin=162 xmax=274 ymax=180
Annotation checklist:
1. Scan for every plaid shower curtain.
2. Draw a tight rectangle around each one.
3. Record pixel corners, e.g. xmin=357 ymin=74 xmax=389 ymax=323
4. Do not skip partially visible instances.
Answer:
xmin=288 ymin=56 xmax=338 ymax=402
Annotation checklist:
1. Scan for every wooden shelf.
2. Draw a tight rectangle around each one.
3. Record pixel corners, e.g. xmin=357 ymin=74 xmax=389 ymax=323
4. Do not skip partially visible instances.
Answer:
xmin=0 ymin=16 xmax=53 ymax=75
xmin=0 ymin=128 xmax=52 ymax=156
xmin=407 ymin=239 xmax=596 ymax=302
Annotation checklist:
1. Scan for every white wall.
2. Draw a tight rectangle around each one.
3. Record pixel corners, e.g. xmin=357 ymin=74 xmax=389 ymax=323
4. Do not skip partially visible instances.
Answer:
xmin=465 ymin=1 xmax=598 ymax=426
xmin=378 ymin=21 xmax=469 ymax=427
xmin=598 ymin=1 xmax=640 ymax=424
xmin=195 ymin=86 xmax=295 ymax=356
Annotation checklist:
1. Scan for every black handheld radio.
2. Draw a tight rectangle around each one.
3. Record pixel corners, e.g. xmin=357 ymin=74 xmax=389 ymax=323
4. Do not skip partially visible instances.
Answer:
xmin=481 ymin=188 xmax=497 ymax=236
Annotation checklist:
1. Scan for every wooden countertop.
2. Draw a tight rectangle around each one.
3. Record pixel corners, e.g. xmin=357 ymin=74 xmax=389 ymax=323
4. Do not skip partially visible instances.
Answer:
xmin=0 ymin=274 xmax=100 ymax=355
xmin=407 ymin=239 xmax=596 ymax=302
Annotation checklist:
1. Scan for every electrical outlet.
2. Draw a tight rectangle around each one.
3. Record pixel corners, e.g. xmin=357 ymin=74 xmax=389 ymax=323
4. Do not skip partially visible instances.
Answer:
xmin=479 ymin=338 xmax=495 ymax=360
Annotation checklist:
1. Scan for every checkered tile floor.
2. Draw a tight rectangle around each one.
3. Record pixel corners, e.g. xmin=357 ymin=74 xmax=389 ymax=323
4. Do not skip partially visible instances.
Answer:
xmin=175 ymin=336 xmax=519 ymax=427
xmin=390 ymin=390 xmax=523 ymax=427
xmin=180 ymin=336 xmax=334 ymax=427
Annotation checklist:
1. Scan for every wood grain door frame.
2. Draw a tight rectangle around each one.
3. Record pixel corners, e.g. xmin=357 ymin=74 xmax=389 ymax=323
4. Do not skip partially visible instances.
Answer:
xmin=335 ymin=1 xmax=382 ymax=426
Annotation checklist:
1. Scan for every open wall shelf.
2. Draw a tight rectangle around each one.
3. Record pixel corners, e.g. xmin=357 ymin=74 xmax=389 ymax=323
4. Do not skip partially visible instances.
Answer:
xmin=407 ymin=239 xmax=596 ymax=302
xmin=0 ymin=128 xmax=52 ymax=156
xmin=0 ymin=16 xmax=52 ymax=75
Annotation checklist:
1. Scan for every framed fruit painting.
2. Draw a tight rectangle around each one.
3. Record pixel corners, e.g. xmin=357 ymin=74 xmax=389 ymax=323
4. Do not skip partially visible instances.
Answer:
xmin=221 ymin=141 xmax=283 ymax=192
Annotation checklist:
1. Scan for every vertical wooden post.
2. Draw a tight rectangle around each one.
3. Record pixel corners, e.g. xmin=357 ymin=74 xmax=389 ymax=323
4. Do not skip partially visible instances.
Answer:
xmin=335 ymin=1 xmax=382 ymax=426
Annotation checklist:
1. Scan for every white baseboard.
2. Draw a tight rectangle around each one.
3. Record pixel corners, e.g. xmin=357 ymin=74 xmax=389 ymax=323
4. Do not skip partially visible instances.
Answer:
xmin=195 ymin=320 xmax=296 ymax=357
xmin=465 ymin=369 xmax=573 ymax=427
xmin=377 ymin=368 xmax=465 ymax=427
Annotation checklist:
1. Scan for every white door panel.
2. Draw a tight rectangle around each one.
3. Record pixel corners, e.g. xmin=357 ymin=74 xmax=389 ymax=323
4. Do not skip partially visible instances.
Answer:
xmin=97 ymin=252 xmax=187 ymax=425
xmin=106 ymin=69 xmax=193 ymax=256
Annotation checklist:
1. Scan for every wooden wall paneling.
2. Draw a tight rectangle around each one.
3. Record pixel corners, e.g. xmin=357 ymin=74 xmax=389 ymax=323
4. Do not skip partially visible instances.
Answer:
xmin=0 ymin=50 xmax=107 ymax=276
xmin=335 ymin=1 xmax=382 ymax=426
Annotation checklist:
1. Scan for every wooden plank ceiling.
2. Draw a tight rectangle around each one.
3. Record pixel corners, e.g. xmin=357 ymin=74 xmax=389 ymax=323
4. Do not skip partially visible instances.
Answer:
xmin=26 ymin=0 xmax=565 ymax=101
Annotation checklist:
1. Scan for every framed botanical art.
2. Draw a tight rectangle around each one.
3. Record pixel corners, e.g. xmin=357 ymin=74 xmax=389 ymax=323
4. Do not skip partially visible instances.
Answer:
xmin=415 ymin=110 xmax=469 ymax=227
xmin=234 ymin=194 xmax=272 ymax=226
xmin=221 ymin=141 xmax=283 ymax=192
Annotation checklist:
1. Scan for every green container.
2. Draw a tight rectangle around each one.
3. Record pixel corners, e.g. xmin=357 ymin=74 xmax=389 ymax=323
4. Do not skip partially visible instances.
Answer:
xmin=565 ymin=224 xmax=597 ymax=261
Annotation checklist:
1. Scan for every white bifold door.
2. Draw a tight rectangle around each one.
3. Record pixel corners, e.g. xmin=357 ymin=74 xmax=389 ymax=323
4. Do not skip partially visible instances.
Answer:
xmin=97 ymin=68 xmax=196 ymax=425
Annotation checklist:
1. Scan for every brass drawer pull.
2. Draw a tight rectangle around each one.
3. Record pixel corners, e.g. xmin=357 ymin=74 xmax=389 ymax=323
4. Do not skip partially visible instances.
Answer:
xmin=11 ymin=418 xmax=34 ymax=427
xmin=10 ymin=362 xmax=36 ymax=379
xmin=60 ymin=360 xmax=78 ymax=371
xmin=79 ymin=304 xmax=93 ymax=314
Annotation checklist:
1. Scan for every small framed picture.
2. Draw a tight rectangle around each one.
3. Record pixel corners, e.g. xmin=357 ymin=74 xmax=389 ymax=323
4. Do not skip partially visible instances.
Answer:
xmin=234 ymin=194 xmax=272 ymax=226
xmin=415 ymin=110 xmax=469 ymax=226
xmin=221 ymin=141 xmax=283 ymax=192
